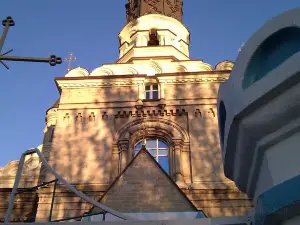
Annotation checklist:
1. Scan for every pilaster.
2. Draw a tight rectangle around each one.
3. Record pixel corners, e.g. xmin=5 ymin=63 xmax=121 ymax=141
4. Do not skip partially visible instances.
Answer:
xmin=118 ymin=140 xmax=130 ymax=173
xmin=173 ymin=139 xmax=186 ymax=188
xmin=111 ymin=144 xmax=119 ymax=181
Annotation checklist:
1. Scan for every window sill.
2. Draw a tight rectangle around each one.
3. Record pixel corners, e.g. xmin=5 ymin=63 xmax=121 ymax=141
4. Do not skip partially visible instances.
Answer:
xmin=142 ymin=99 xmax=161 ymax=102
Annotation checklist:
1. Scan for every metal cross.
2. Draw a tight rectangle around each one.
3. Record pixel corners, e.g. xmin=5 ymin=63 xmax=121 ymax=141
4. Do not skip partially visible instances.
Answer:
xmin=0 ymin=16 xmax=62 ymax=69
xmin=65 ymin=53 xmax=76 ymax=72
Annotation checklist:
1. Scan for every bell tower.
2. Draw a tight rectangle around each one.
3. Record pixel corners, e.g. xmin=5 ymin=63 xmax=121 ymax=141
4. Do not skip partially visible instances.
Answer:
xmin=119 ymin=0 xmax=189 ymax=63
xmin=125 ymin=0 xmax=183 ymax=23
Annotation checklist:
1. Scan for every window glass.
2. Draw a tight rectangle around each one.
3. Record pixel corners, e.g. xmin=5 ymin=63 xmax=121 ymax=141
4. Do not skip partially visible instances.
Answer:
xmin=158 ymin=141 xmax=168 ymax=148
xmin=135 ymin=138 xmax=169 ymax=174
xmin=158 ymin=150 xmax=168 ymax=156
xmin=152 ymin=91 xmax=159 ymax=100
xmin=148 ymin=149 xmax=157 ymax=157
xmin=158 ymin=156 xmax=169 ymax=174
xmin=146 ymin=92 xmax=151 ymax=99
xmin=146 ymin=139 xmax=156 ymax=148
xmin=145 ymin=84 xmax=159 ymax=100
xmin=135 ymin=142 xmax=142 ymax=150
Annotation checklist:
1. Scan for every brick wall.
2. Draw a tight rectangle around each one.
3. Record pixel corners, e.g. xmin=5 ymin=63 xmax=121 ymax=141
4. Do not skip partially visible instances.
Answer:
xmin=0 ymin=189 xmax=38 ymax=223
xmin=98 ymin=151 xmax=196 ymax=213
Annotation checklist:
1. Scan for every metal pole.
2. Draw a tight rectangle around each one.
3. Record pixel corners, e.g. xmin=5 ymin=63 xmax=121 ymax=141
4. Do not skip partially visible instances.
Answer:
xmin=4 ymin=153 xmax=26 ymax=223
xmin=0 ymin=55 xmax=62 ymax=66
xmin=0 ymin=16 xmax=14 ymax=53
xmin=48 ymin=179 xmax=58 ymax=222
xmin=0 ymin=56 xmax=51 ymax=62
xmin=0 ymin=22 xmax=9 ymax=52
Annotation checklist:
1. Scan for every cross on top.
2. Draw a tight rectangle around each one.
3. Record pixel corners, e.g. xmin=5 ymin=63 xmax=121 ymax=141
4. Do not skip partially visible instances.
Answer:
xmin=65 ymin=53 xmax=76 ymax=72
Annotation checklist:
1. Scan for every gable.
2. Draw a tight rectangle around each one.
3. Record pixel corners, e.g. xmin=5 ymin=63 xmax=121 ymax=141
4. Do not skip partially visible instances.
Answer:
xmin=92 ymin=149 xmax=197 ymax=213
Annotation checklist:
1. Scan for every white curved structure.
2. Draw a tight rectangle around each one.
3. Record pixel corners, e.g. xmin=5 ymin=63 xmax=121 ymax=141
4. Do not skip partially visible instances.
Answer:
xmin=218 ymin=8 xmax=300 ymax=225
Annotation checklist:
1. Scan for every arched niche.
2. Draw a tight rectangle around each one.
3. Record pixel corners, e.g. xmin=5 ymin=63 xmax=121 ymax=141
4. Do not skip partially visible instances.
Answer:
xmin=175 ymin=65 xmax=188 ymax=73
xmin=113 ymin=118 xmax=191 ymax=185
xmin=90 ymin=67 xmax=114 ymax=76
xmin=122 ymin=67 xmax=138 ymax=75
xmin=147 ymin=61 xmax=163 ymax=76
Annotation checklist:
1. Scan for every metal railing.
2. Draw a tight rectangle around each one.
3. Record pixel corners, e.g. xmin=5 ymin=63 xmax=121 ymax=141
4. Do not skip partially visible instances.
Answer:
xmin=4 ymin=148 xmax=135 ymax=223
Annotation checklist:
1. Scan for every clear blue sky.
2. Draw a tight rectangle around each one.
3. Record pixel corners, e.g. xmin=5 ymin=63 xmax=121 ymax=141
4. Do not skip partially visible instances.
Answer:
xmin=0 ymin=1 xmax=299 ymax=167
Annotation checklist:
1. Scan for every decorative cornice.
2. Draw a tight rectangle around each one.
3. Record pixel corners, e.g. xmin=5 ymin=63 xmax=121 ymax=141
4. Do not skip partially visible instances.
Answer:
xmin=56 ymin=76 xmax=147 ymax=90
xmin=117 ymin=45 xmax=190 ymax=63
xmin=194 ymin=108 xmax=216 ymax=118
xmin=58 ymin=81 xmax=143 ymax=88
xmin=114 ymin=108 xmax=186 ymax=118
xmin=158 ymin=76 xmax=229 ymax=84
xmin=62 ymin=111 xmax=109 ymax=124
xmin=156 ymin=70 xmax=231 ymax=76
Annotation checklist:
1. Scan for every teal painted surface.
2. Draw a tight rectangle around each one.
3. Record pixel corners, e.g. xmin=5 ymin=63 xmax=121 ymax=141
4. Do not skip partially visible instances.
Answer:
xmin=243 ymin=26 xmax=300 ymax=89
xmin=254 ymin=175 xmax=300 ymax=225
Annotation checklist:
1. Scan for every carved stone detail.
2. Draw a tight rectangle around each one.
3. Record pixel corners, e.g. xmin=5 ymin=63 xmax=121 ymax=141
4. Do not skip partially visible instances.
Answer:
xmin=118 ymin=140 xmax=130 ymax=172
xmin=89 ymin=112 xmax=96 ymax=121
xmin=195 ymin=109 xmax=202 ymax=117
xmin=115 ymin=109 xmax=186 ymax=118
xmin=208 ymin=108 xmax=216 ymax=117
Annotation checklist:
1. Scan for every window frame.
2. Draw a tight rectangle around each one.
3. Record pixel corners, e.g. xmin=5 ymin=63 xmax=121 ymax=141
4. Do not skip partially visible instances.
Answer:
xmin=144 ymin=84 xmax=160 ymax=100
xmin=134 ymin=138 xmax=170 ymax=174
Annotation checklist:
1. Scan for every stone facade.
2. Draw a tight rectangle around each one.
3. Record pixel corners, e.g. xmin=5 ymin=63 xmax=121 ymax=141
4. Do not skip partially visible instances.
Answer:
xmin=93 ymin=149 xmax=197 ymax=213
xmin=0 ymin=4 xmax=252 ymax=222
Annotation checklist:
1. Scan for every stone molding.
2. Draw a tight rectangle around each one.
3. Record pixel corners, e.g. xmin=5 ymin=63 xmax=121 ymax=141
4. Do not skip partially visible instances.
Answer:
xmin=57 ymin=81 xmax=144 ymax=88
xmin=157 ymin=75 xmax=228 ymax=84
xmin=63 ymin=61 xmax=231 ymax=79
xmin=116 ymin=118 xmax=189 ymax=142
xmin=113 ymin=117 xmax=191 ymax=186
xmin=114 ymin=108 xmax=186 ymax=118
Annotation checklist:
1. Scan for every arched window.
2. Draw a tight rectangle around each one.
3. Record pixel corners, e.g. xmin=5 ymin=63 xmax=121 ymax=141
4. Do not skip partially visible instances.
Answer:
xmin=135 ymin=138 xmax=169 ymax=174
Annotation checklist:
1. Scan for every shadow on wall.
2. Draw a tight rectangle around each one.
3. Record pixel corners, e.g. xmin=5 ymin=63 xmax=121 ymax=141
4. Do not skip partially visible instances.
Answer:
xmin=35 ymin=85 xmax=136 ymax=221
xmin=32 ymin=80 xmax=252 ymax=221
xmin=173 ymin=82 xmax=252 ymax=217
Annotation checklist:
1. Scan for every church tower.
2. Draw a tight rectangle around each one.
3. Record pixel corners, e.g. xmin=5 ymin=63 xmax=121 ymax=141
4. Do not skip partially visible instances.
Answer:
xmin=125 ymin=0 xmax=183 ymax=23
xmin=118 ymin=0 xmax=189 ymax=64
xmin=0 ymin=1 xmax=252 ymax=222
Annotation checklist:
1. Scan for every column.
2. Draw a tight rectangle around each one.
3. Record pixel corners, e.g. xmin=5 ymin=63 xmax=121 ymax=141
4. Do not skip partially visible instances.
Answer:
xmin=118 ymin=140 xmax=129 ymax=172
xmin=138 ymin=82 xmax=145 ymax=100
xmin=111 ymin=144 xmax=119 ymax=180
xmin=182 ymin=142 xmax=192 ymax=184
xmin=173 ymin=139 xmax=185 ymax=186
xmin=160 ymin=82 xmax=165 ymax=99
